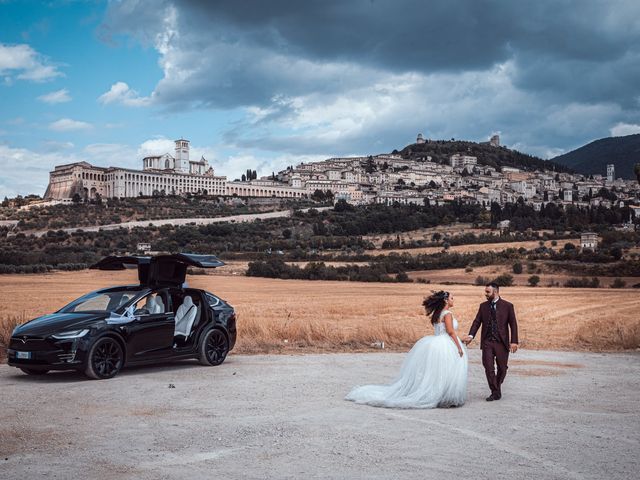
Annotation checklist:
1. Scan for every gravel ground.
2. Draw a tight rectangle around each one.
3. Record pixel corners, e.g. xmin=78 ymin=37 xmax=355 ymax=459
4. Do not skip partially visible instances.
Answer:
xmin=1 ymin=349 xmax=639 ymax=480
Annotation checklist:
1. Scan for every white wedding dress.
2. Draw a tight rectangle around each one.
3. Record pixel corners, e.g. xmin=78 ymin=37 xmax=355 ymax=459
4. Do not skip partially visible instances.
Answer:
xmin=345 ymin=310 xmax=468 ymax=408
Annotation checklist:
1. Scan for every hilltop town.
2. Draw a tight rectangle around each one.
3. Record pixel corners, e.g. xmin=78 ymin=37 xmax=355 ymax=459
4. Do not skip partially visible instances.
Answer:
xmin=33 ymin=134 xmax=639 ymax=222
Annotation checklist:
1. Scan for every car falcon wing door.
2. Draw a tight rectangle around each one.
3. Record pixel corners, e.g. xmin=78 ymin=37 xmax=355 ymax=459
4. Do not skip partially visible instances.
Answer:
xmin=147 ymin=254 xmax=226 ymax=287
xmin=90 ymin=256 xmax=152 ymax=285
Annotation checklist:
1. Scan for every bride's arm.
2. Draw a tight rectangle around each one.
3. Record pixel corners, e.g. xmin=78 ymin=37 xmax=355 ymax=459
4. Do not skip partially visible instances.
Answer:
xmin=443 ymin=313 xmax=464 ymax=357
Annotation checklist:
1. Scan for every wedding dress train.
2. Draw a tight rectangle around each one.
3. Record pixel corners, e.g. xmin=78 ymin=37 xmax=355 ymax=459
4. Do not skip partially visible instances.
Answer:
xmin=345 ymin=310 xmax=468 ymax=408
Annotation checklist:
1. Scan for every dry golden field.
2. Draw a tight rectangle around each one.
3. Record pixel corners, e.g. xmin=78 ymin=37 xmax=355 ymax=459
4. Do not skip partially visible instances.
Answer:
xmin=366 ymin=238 xmax=580 ymax=256
xmin=1 ymin=270 xmax=639 ymax=359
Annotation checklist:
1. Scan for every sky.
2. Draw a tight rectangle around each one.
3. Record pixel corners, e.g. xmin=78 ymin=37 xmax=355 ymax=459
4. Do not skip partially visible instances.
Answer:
xmin=1 ymin=0 xmax=639 ymax=198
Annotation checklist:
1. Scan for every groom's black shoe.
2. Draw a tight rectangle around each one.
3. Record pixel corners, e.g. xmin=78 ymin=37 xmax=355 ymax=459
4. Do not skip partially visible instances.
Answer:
xmin=486 ymin=394 xmax=495 ymax=401
xmin=486 ymin=393 xmax=501 ymax=401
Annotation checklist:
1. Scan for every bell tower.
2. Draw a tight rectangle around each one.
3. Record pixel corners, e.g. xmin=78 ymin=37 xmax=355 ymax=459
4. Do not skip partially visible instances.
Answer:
xmin=175 ymin=139 xmax=190 ymax=173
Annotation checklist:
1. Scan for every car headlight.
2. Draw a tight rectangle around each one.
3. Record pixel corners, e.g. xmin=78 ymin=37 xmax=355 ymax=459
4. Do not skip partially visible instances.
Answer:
xmin=52 ymin=329 xmax=89 ymax=340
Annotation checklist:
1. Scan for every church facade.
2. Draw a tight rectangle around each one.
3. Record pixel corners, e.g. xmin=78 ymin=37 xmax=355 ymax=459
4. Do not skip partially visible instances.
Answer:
xmin=45 ymin=139 xmax=227 ymax=200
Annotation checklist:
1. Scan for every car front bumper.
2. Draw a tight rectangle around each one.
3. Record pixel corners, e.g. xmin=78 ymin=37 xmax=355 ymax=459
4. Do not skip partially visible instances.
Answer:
xmin=7 ymin=336 xmax=89 ymax=370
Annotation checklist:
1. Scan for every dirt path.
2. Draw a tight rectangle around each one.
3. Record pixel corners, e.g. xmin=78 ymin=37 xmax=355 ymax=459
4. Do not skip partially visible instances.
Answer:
xmin=1 ymin=350 xmax=638 ymax=479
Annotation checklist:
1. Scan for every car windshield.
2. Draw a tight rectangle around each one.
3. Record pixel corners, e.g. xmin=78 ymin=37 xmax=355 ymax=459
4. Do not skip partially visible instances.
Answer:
xmin=59 ymin=288 xmax=147 ymax=313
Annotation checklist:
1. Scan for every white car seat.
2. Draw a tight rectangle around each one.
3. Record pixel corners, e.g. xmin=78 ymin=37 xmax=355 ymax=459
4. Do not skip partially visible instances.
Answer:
xmin=154 ymin=296 xmax=165 ymax=313
xmin=174 ymin=296 xmax=197 ymax=338
xmin=144 ymin=296 xmax=160 ymax=314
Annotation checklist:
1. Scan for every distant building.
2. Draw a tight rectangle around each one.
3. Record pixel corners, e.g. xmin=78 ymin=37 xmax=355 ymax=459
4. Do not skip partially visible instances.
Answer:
xmin=480 ymin=134 xmax=500 ymax=147
xmin=497 ymin=219 xmax=511 ymax=231
xmin=580 ymin=232 xmax=598 ymax=250
xmin=416 ymin=133 xmax=425 ymax=144
xmin=45 ymin=139 xmax=227 ymax=200
xmin=137 ymin=242 xmax=151 ymax=253
xmin=449 ymin=154 xmax=477 ymax=169
xmin=607 ymin=164 xmax=615 ymax=182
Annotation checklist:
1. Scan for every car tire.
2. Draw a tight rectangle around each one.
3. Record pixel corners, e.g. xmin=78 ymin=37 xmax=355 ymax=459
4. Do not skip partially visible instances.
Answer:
xmin=199 ymin=328 xmax=229 ymax=366
xmin=20 ymin=368 xmax=49 ymax=375
xmin=84 ymin=337 xmax=124 ymax=380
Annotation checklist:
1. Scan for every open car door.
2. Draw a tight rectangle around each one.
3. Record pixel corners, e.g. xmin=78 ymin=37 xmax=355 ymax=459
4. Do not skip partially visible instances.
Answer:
xmin=90 ymin=256 xmax=152 ymax=284
xmin=91 ymin=254 xmax=225 ymax=287
xmin=146 ymin=254 xmax=225 ymax=287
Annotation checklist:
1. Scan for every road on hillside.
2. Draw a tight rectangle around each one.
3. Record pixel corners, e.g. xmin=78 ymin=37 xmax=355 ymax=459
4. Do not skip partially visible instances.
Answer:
xmin=27 ymin=207 xmax=333 ymax=237
xmin=1 ymin=349 xmax=638 ymax=479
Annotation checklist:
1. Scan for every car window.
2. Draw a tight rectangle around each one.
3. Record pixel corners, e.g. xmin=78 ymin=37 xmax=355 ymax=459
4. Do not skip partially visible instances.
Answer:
xmin=71 ymin=294 xmax=110 ymax=312
xmin=60 ymin=289 xmax=146 ymax=313
xmin=133 ymin=293 xmax=165 ymax=315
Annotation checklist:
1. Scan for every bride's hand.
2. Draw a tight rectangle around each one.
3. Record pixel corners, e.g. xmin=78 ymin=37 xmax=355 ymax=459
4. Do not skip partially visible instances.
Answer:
xmin=458 ymin=348 xmax=463 ymax=357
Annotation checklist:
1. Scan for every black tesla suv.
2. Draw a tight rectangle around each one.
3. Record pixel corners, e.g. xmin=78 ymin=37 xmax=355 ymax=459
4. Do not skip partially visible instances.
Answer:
xmin=7 ymin=253 xmax=236 ymax=379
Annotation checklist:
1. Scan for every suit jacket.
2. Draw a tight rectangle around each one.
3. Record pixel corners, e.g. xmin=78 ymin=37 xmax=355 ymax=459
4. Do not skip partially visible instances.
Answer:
xmin=468 ymin=298 xmax=518 ymax=349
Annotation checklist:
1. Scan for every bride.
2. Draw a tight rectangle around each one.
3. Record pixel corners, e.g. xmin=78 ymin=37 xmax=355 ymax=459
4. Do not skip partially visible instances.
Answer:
xmin=345 ymin=290 xmax=468 ymax=409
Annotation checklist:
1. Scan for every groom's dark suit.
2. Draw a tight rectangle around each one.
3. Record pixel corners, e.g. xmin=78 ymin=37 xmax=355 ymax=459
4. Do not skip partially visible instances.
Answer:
xmin=468 ymin=298 xmax=518 ymax=397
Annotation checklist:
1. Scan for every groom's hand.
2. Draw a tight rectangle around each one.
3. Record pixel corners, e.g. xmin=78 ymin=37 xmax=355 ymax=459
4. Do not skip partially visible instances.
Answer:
xmin=462 ymin=335 xmax=472 ymax=344
xmin=510 ymin=343 xmax=518 ymax=353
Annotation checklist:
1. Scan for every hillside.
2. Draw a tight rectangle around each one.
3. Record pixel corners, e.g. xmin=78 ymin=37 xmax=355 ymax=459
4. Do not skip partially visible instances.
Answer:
xmin=551 ymin=134 xmax=640 ymax=179
xmin=397 ymin=140 xmax=572 ymax=173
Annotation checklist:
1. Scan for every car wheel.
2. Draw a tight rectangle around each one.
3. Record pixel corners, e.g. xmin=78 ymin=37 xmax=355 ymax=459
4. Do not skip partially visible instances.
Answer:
xmin=199 ymin=329 xmax=229 ymax=366
xmin=20 ymin=368 xmax=49 ymax=375
xmin=84 ymin=337 xmax=124 ymax=380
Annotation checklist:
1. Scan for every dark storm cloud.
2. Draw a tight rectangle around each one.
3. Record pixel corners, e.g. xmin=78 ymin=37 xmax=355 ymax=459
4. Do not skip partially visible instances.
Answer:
xmin=103 ymin=0 xmax=640 ymax=108
xmin=101 ymin=0 xmax=640 ymax=159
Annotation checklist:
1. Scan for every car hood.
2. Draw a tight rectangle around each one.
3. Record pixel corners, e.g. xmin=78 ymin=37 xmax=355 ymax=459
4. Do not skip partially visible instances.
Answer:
xmin=13 ymin=312 xmax=108 ymax=337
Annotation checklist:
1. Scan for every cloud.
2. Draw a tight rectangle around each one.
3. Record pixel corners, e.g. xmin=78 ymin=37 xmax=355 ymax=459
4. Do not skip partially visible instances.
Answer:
xmin=49 ymin=118 xmax=93 ymax=131
xmin=98 ymin=81 xmax=152 ymax=107
xmin=0 ymin=43 xmax=63 ymax=82
xmin=138 ymin=137 xmax=176 ymax=157
xmin=0 ymin=144 xmax=73 ymax=198
xmin=97 ymin=0 xmax=640 ymax=163
xmin=610 ymin=122 xmax=640 ymax=137
xmin=37 ymin=88 xmax=71 ymax=104
xmin=43 ymin=140 xmax=75 ymax=151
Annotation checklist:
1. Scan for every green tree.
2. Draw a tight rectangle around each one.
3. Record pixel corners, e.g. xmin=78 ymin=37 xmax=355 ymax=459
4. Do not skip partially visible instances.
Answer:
xmin=528 ymin=275 xmax=540 ymax=287
xmin=364 ymin=156 xmax=376 ymax=174
xmin=611 ymin=278 xmax=626 ymax=288
xmin=512 ymin=262 xmax=523 ymax=274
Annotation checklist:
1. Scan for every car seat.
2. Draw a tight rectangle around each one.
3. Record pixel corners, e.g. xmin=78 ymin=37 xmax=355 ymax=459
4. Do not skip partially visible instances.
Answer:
xmin=174 ymin=296 xmax=197 ymax=338
xmin=144 ymin=296 xmax=160 ymax=314
xmin=154 ymin=296 xmax=165 ymax=313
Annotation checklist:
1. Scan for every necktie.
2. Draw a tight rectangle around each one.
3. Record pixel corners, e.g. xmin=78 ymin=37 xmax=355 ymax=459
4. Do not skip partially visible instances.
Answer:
xmin=490 ymin=302 xmax=498 ymax=339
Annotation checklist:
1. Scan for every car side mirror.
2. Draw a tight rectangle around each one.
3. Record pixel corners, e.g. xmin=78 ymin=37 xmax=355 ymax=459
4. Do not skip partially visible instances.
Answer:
xmin=134 ymin=308 xmax=150 ymax=316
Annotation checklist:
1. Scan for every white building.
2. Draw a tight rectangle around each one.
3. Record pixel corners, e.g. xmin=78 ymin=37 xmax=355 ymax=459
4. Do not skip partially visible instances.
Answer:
xmin=449 ymin=154 xmax=477 ymax=169
xmin=580 ymin=232 xmax=598 ymax=250
xmin=45 ymin=139 xmax=227 ymax=200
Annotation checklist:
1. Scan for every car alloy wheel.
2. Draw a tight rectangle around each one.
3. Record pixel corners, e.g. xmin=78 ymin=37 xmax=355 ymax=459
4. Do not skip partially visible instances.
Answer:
xmin=85 ymin=337 xmax=124 ymax=379
xmin=200 ymin=329 xmax=229 ymax=366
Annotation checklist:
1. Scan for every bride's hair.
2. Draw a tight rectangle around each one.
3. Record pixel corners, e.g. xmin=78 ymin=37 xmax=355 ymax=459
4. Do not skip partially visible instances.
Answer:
xmin=423 ymin=290 xmax=450 ymax=324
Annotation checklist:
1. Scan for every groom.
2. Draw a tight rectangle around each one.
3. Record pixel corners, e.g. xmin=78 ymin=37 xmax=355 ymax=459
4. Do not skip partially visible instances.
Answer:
xmin=463 ymin=282 xmax=518 ymax=401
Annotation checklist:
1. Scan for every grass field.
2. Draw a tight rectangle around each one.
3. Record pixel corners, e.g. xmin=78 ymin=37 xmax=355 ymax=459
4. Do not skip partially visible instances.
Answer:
xmin=1 ymin=270 xmax=639 ymax=359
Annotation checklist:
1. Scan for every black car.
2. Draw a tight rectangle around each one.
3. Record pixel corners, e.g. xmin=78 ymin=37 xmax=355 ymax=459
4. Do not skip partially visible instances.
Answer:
xmin=7 ymin=253 xmax=236 ymax=379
